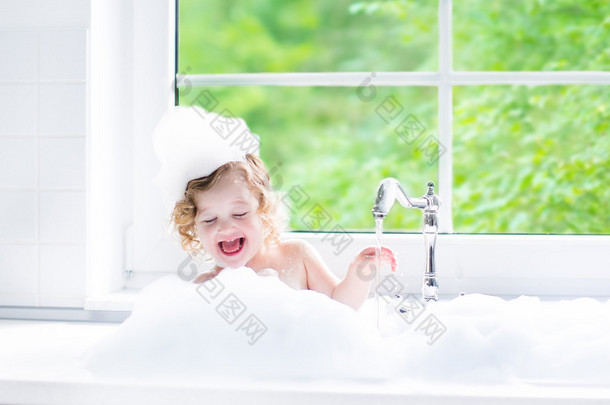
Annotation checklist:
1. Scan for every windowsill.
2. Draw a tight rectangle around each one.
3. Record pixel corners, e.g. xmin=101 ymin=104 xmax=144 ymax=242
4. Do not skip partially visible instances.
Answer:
xmin=84 ymin=288 xmax=140 ymax=312
xmin=2 ymin=233 xmax=606 ymax=318
xmin=76 ymin=232 xmax=610 ymax=313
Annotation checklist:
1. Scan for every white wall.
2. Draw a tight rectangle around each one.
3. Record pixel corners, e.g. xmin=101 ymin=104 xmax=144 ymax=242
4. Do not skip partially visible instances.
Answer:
xmin=0 ymin=0 xmax=178 ymax=308
xmin=0 ymin=0 xmax=90 ymax=307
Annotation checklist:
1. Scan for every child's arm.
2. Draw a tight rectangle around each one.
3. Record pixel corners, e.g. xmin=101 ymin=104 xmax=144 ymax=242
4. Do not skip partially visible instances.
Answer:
xmin=334 ymin=246 xmax=396 ymax=310
xmin=300 ymin=241 xmax=397 ymax=310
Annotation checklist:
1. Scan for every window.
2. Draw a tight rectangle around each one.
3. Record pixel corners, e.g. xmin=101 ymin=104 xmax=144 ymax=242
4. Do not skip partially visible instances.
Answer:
xmin=178 ymin=0 xmax=438 ymax=73
xmin=176 ymin=0 xmax=609 ymax=236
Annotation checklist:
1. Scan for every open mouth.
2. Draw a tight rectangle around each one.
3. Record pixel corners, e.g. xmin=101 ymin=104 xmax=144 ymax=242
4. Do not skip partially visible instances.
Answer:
xmin=218 ymin=237 xmax=245 ymax=256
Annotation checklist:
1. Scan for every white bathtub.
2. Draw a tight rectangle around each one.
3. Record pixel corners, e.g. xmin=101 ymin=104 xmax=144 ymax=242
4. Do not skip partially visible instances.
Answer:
xmin=1 ymin=294 xmax=610 ymax=405
xmin=2 ymin=231 xmax=610 ymax=404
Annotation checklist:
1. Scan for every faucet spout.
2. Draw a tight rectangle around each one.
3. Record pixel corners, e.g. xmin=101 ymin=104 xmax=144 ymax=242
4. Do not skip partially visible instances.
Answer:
xmin=371 ymin=178 xmax=441 ymax=301
xmin=372 ymin=178 xmax=428 ymax=219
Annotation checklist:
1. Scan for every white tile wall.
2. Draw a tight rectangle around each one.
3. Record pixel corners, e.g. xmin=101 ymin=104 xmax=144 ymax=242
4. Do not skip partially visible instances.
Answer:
xmin=38 ymin=30 xmax=86 ymax=81
xmin=0 ymin=0 xmax=90 ymax=30
xmin=0 ymin=191 xmax=36 ymax=242
xmin=39 ymin=138 xmax=86 ymax=188
xmin=0 ymin=84 xmax=37 ymax=134
xmin=0 ymin=138 xmax=36 ymax=187
xmin=39 ymin=191 xmax=86 ymax=243
xmin=0 ymin=245 xmax=38 ymax=306
xmin=0 ymin=24 xmax=88 ymax=307
xmin=39 ymin=84 xmax=86 ymax=134
xmin=39 ymin=244 xmax=86 ymax=306
xmin=0 ymin=31 xmax=37 ymax=80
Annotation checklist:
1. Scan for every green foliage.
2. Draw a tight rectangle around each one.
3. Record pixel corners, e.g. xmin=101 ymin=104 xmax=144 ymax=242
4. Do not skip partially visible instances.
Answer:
xmin=454 ymin=85 xmax=609 ymax=234
xmin=454 ymin=0 xmax=610 ymax=71
xmin=178 ymin=0 xmax=610 ymax=234
xmin=178 ymin=0 xmax=437 ymax=72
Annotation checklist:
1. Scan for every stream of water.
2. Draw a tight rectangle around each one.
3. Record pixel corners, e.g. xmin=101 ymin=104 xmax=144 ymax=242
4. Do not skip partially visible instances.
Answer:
xmin=374 ymin=217 xmax=383 ymax=329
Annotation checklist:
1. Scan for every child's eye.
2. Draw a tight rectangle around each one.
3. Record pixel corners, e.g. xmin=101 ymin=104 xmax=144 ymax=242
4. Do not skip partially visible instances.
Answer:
xmin=233 ymin=212 xmax=248 ymax=218
xmin=202 ymin=218 xmax=216 ymax=224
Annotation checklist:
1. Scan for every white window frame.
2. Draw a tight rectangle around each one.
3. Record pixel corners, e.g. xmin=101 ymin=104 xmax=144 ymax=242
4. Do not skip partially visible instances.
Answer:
xmin=83 ymin=0 xmax=177 ymax=315
xmin=78 ymin=0 xmax=610 ymax=316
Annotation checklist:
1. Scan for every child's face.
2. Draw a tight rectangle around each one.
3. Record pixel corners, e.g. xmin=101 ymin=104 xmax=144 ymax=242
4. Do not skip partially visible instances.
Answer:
xmin=194 ymin=170 xmax=264 ymax=269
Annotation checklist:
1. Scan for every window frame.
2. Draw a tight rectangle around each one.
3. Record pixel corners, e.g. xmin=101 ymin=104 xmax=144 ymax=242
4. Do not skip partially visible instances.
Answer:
xmin=165 ymin=0 xmax=610 ymax=302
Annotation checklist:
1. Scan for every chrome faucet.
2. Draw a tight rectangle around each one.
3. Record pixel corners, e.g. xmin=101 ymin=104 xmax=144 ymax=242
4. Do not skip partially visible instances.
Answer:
xmin=372 ymin=178 xmax=440 ymax=301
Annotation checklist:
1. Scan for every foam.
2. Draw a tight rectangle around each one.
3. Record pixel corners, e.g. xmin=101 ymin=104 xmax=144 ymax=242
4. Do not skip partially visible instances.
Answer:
xmin=83 ymin=270 xmax=610 ymax=385
xmin=152 ymin=106 xmax=259 ymax=212
xmin=83 ymin=267 xmax=405 ymax=383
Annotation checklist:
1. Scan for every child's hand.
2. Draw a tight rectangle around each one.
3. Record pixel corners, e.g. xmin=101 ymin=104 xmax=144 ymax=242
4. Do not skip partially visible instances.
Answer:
xmin=349 ymin=246 xmax=397 ymax=282
xmin=334 ymin=246 xmax=398 ymax=309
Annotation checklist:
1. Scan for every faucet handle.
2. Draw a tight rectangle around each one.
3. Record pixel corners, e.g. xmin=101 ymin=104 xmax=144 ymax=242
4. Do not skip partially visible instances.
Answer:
xmin=424 ymin=181 xmax=440 ymax=212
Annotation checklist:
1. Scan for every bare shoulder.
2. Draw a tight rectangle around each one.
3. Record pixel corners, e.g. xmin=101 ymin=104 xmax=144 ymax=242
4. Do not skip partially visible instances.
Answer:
xmin=275 ymin=239 xmax=325 ymax=269
xmin=277 ymin=238 xmax=317 ymax=258
xmin=280 ymin=239 xmax=337 ymax=296
xmin=277 ymin=238 xmax=305 ymax=253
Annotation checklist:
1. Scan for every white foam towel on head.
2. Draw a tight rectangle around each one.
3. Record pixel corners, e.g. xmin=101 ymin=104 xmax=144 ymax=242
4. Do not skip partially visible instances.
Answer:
xmin=152 ymin=106 xmax=260 ymax=211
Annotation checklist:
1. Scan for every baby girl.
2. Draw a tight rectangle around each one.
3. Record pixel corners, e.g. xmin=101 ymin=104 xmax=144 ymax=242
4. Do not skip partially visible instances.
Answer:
xmin=154 ymin=106 xmax=396 ymax=310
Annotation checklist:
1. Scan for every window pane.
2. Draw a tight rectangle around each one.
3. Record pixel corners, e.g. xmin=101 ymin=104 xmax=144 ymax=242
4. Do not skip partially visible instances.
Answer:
xmin=178 ymin=0 xmax=438 ymax=73
xmin=454 ymin=0 xmax=610 ymax=71
xmin=453 ymin=85 xmax=610 ymax=234
xmin=179 ymin=85 xmax=438 ymax=231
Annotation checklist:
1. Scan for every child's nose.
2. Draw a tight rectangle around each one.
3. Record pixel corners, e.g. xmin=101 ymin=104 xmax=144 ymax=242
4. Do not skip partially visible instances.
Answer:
xmin=215 ymin=217 xmax=238 ymax=234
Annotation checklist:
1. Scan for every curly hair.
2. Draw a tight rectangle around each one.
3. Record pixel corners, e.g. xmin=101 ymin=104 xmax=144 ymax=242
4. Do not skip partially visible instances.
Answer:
xmin=170 ymin=154 xmax=285 ymax=258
